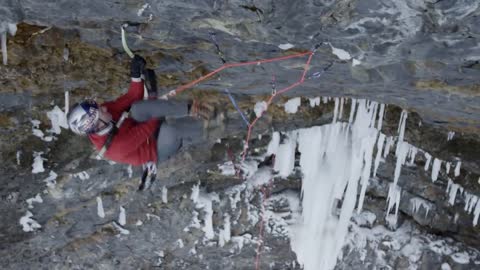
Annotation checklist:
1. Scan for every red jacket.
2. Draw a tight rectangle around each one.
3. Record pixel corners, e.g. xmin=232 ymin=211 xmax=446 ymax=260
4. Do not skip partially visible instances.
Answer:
xmin=89 ymin=81 xmax=160 ymax=166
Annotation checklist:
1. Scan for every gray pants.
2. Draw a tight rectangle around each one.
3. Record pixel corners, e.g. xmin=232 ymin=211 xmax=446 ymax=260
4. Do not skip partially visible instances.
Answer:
xmin=130 ymin=100 xmax=204 ymax=163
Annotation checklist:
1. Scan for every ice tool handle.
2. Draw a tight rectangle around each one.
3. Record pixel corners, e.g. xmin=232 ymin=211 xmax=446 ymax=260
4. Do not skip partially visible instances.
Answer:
xmin=121 ymin=24 xmax=148 ymax=99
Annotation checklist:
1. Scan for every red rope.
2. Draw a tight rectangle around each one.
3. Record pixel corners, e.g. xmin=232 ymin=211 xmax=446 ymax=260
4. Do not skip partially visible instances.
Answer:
xmin=241 ymin=51 xmax=314 ymax=160
xmin=172 ymin=51 xmax=313 ymax=96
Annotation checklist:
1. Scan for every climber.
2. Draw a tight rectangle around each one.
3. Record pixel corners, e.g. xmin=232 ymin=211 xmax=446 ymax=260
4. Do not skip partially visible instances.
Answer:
xmin=67 ymin=55 xmax=217 ymax=167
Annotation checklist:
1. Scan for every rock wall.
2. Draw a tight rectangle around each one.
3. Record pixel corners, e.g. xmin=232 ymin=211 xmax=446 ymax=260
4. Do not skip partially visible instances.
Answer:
xmin=0 ymin=1 xmax=479 ymax=269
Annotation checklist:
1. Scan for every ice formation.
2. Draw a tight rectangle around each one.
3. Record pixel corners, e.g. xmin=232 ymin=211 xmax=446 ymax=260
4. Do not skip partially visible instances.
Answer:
xmin=96 ymin=197 xmax=105 ymax=218
xmin=431 ymin=158 xmax=442 ymax=182
xmin=290 ymin=99 xmax=384 ymax=270
xmin=119 ymin=206 xmax=126 ymax=226
xmin=191 ymin=183 xmax=220 ymax=239
xmin=1 ymin=22 xmax=17 ymax=65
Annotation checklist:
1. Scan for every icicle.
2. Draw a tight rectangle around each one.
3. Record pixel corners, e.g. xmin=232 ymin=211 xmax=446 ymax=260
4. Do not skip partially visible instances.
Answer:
xmin=373 ymin=133 xmax=386 ymax=177
xmin=348 ymin=98 xmax=357 ymax=124
xmin=292 ymin=98 xmax=379 ymax=270
xmin=386 ymin=184 xmax=402 ymax=227
xmin=96 ymin=197 xmax=105 ymax=218
xmin=1 ymin=31 xmax=7 ymax=65
xmin=369 ymin=102 xmax=378 ymax=128
xmin=424 ymin=152 xmax=432 ymax=171
xmin=119 ymin=206 xmax=126 ymax=226
xmin=273 ymin=131 xmax=298 ymax=177
xmin=447 ymin=131 xmax=455 ymax=141
xmin=383 ymin=136 xmax=394 ymax=158
xmin=377 ymin=104 xmax=385 ymax=131
xmin=431 ymin=158 xmax=442 ymax=182
xmin=397 ymin=110 xmax=408 ymax=143
xmin=464 ymin=192 xmax=473 ymax=212
xmin=410 ymin=197 xmax=431 ymax=218
xmin=332 ymin=97 xmax=339 ymax=123
xmin=446 ymin=162 xmax=451 ymax=175
xmin=393 ymin=141 xmax=409 ymax=186
xmin=338 ymin=97 xmax=344 ymax=120
xmin=322 ymin=96 xmax=329 ymax=104
xmin=466 ymin=194 xmax=478 ymax=214
xmin=446 ymin=179 xmax=460 ymax=206
xmin=408 ymin=146 xmax=417 ymax=166
xmin=474 ymin=201 xmax=480 ymax=226
xmin=454 ymin=161 xmax=461 ymax=177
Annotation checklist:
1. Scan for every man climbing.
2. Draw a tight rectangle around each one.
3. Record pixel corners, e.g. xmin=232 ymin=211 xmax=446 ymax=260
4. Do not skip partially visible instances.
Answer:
xmin=67 ymin=55 xmax=218 ymax=186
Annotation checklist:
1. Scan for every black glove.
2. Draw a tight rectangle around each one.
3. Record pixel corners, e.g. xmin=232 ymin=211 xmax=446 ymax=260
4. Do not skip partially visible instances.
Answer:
xmin=130 ymin=54 xmax=146 ymax=78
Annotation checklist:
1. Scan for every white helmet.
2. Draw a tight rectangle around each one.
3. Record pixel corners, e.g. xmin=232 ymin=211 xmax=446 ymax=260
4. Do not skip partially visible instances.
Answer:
xmin=67 ymin=99 xmax=100 ymax=135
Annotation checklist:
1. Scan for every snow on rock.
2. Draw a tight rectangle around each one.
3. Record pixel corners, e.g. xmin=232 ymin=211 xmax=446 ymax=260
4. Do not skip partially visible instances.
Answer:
xmin=254 ymin=101 xmax=268 ymax=117
xmin=32 ymin=152 xmax=46 ymax=174
xmin=218 ymin=161 xmax=236 ymax=176
xmin=218 ymin=214 xmax=231 ymax=247
xmin=119 ymin=206 xmax=126 ymax=226
xmin=26 ymin=194 xmax=43 ymax=209
xmin=308 ymin=97 xmax=320 ymax=107
xmin=73 ymin=171 xmax=90 ymax=180
xmin=96 ymin=196 xmax=105 ymax=218
xmin=450 ymin=251 xmax=471 ymax=264
xmin=352 ymin=58 xmax=362 ymax=66
xmin=43 ymin=171 xmax=58 ymax=188
xmin=190 ymin=183 xmax=220 ymax=239
xmin=441 ymin=263 xmax=452 ymax=270
xmin=137 ymin=3 xmax=150 ymax=16
xmin=284 ymin=97 xmax=301 ymax=114
xmin=46 ymin=105 xmax=68 ymax=134
xmin=278 ymin=43 xmax=294 ymax=50
xmin=352 ymin=211 xmax=377 ymax=228
xmin=19 ymin=211 xmax=41 ymax=232
xmin=330 ymin=44 xmax=352 ymax=60
xmin=162 ymin=186 xmax=168 ymax=204
xmin=113 ymin=222 xmax=130 ymax=235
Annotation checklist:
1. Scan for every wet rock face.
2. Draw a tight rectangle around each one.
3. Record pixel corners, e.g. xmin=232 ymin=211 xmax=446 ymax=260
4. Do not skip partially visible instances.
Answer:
xmin=0 ymin=1 xmax=479 ymax=270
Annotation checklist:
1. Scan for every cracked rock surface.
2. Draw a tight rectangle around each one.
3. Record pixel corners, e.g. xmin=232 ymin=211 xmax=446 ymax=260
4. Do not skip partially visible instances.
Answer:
xmin=0 ymin=1 xmax=479 ymax=269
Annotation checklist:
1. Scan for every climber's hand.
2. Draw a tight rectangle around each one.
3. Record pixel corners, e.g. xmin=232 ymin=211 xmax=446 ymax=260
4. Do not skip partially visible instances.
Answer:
xmin=130 ymin=54 xmax=146 ymax=78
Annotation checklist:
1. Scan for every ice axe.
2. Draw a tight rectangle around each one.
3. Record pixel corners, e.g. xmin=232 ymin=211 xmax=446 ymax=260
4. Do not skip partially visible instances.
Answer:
xmin=121 ymin=24 xmax=158 ymax=190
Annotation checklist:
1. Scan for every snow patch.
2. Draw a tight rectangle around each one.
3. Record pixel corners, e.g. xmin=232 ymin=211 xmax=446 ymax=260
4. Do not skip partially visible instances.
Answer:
xmin=19 ymin=211 xmax=41 ymax=232
xmin=284 ymin=97 xmax=301 ymax=114
xmin=32 ymin=152 xmax=46 ymax=174
xmin=278 ymin=43 xmax=294 ymax=50
xmin=26 ymin=194 xmax=43 ymax=209
xmin=330 ymin=44 xmax=352 ymax=60
xmin=254 ymin=101 xmax=268 ymax=117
